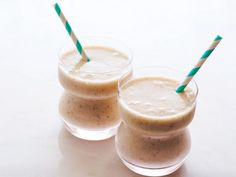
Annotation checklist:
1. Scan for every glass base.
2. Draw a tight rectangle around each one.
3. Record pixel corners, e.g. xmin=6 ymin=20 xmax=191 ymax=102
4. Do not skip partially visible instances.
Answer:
xmin=62 ymin=120 xmax=119 ymax=141
xmin=120 ymin=158 xmax=184 ymax=176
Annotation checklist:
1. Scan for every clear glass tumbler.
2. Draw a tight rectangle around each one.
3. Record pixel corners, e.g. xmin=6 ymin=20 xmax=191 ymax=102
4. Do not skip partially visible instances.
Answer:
xmin=58 ymin=36 xmax=132 ymax=141
xmin=115 ymin=67 xmax=198 ymax=176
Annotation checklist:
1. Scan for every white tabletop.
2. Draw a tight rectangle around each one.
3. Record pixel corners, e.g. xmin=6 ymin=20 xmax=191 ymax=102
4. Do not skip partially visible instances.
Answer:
xmin=0 ymin=0 xmax=236 ymax=176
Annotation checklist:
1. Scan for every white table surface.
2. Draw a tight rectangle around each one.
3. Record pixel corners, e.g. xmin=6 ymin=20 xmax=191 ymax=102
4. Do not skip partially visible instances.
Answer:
xmin=1 ymin=0 xmax=236 ymax=176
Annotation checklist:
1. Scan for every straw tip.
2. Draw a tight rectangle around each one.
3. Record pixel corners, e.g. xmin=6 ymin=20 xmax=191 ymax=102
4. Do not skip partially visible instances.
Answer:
xmin=175 ymin=85 xmax=186 ymax=93
xmin=215 ymin=35 xmax=223 ymax=41
xmin=175 ymin=89 xmax=182 ymax=93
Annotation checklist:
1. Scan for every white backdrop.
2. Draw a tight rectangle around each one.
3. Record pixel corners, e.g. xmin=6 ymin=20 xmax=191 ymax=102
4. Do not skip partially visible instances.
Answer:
xmin=0 ymin=0 xmax=236 ymax=176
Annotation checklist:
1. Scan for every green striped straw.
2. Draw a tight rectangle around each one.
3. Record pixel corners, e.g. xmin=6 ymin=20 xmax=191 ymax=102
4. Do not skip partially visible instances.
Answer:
xmin=53 ymin=3 xmax=90 ymax=62
xmin=176 ymin=35 xmax=222 ymax=93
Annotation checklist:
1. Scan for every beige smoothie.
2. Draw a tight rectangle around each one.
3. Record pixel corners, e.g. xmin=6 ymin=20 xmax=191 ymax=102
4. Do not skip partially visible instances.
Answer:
xmin=116 ymin=76 xmax=196 ymax=168
xmin=59 ymin=46 xmax=132 ymax=131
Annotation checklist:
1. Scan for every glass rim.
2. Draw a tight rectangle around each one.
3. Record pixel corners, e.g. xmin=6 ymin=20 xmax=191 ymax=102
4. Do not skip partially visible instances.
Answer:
xmin=58 ymin=35 xmax=133 ymax=75
xmin=118 ymin=66 xmax=199 ymax=119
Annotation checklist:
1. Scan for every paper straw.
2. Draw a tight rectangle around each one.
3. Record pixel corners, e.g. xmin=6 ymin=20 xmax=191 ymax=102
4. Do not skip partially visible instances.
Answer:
xmin=176 ymin=35 xmax=222 ymax=93
xmin=53 ymin=3 xmax=90 ymax=62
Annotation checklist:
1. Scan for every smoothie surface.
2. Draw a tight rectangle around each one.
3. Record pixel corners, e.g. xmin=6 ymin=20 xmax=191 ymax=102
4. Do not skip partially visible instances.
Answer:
xmin=60 ymin=46 xmax=129 ymax=80
xmin=120 ymin=77 xmax=195 ymax=117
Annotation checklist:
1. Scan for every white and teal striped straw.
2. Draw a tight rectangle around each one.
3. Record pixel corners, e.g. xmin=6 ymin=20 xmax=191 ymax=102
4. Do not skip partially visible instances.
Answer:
xmin=54 ymin=3 xmax=90 ymax=62
xmin=176 ymin=35 xmax=222 ymax=93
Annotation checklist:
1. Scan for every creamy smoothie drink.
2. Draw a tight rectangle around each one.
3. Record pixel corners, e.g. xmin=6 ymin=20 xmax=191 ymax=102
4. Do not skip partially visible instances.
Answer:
xmin=58 ymin=37 xmax=132 ymax=140
xmin=116 ymin=67 xmax=198 ymax=176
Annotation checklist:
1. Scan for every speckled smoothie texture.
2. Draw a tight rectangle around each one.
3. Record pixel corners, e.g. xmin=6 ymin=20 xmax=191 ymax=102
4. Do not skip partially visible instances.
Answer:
xmin=59 ymin=93 xmax=119 ymax=129
xmin=116 ymin=123 xmax=190 ymax=168
xmin=59 ymin=46 xmax=131 ymax=130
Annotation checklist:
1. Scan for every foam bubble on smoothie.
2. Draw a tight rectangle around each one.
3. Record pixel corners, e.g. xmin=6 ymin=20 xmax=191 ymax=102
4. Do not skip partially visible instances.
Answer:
xmin=152 ymin=80 xmax=165 ymax=88
xmin=146 ymin=108 xmax=157 ymax=115
xmin=159 ymin=97 xmax=167 ymax=102
xmin=113 ymin=52 xmax=120 ymax=57
xmin=169 ymin=109 xmax=177 ymax=114
xmin=143 ymin=102 xmax=152 ymax=107
xmin=128 ymin=101 xmax=141 ymax=106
